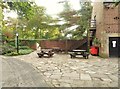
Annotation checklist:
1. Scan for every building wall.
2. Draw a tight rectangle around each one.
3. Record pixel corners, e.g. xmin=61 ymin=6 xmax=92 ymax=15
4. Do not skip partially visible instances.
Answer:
xmin=104 ymin=33 xmax=120 ymax=57
xmin=104 ymin=4 xmax=119 ymax=33
xmin=91 ymin=2 xmax=120 ymax=57
xmin=91 ymin=2 xmax=105 ymax=56
xmin=102 ymin=4 xmax=120 ymax=57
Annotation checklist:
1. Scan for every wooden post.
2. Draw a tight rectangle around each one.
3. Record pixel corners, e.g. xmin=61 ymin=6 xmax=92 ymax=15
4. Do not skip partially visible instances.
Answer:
xmin=87 ymin=28 xmax=90 ymax=53
xmin=65 ymin=39 xmax=68 ymax=54
xmin=87 ymin=20 xmax=90 ymax=53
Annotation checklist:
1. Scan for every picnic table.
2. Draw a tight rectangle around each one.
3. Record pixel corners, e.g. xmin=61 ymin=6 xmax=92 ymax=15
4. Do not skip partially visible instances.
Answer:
xmin=69 ymin=49 xmax=89 ymax=59
xmin=52 ymin=47 xmax=62 ymax=53
xmin=37 ymin=49 xmax=54 ymax=58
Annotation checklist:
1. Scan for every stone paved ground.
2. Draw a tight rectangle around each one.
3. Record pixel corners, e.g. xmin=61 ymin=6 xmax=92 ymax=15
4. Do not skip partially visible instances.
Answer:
xmin=12 ymin=51 xmax=118 ymax=87
xmin=1 ymin=57 xmax=50 ymax=87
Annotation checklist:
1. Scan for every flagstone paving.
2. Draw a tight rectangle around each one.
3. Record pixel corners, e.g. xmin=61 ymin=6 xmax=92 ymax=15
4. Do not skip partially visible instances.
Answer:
xmin=8 ymin=51 xmax=119 ymax=87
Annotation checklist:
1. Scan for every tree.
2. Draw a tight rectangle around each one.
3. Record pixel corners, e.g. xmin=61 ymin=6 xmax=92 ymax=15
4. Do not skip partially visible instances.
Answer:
xmin=26 ymin=5 xmax=54 ymax=39
xmin=77 ymin=2 xmax=92 ymax=37
xmin=6 ymin=2 xmax=54 ymax=39
xmin=3 ymin=1 xmax=62 ymax=40
xmin=7 ymin=2 xmax=34 ymax=19
xmin=58 ymin=1 xmax=80 ymax=39
xmin=115 ymin=0 xmax=120 ymax=6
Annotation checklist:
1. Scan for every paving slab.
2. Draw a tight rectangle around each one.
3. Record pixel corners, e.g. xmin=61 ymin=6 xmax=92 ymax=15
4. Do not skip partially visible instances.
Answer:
xmin=1 ymin=57 xmax=50 ymax=87
xmin=80 ymin=73 xmax=92 ymax=80
xmin=2 ymin=51 xmax=118 ymax=87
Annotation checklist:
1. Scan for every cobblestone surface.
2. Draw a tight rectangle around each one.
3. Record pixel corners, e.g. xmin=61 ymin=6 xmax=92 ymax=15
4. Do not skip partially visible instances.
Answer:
xmin=10 ymin=51 xmax=118 ymax=87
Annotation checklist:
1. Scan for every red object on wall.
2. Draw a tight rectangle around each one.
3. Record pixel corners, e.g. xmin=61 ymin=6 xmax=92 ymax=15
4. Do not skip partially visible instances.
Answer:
xmin=90 ymin=46 xmax=99 ymax=55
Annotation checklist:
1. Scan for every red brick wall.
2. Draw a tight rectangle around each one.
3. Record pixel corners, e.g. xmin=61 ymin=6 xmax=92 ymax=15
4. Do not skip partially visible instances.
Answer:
xmin=104 ymin=5 xmax=119 ymax=33
xmin=40 ymin=38 xmax=87 ymax=51
xmin=19 ymin=39 xmax=88 ymax=51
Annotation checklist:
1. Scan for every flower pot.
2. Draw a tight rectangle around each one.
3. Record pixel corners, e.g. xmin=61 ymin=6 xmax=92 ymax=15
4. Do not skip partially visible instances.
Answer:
xmin=90 ymin=46 xmax=99 ymax=56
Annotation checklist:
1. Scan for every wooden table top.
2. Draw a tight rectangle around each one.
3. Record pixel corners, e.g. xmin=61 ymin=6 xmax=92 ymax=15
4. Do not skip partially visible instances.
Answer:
xmin=41 ymin=49 xmax=53 ymax=52
xmin=72 ymin=49 xmax=86 ymax=52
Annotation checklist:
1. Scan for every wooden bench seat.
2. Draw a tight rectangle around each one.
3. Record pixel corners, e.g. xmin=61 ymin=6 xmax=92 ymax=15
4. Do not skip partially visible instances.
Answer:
xmin=37 ymin=49 xmax=54 ymax=58
xmin=69 ymin=50 xmax=89 ymax=59
xmin=37 ymin=52 xmax=44 ymax=58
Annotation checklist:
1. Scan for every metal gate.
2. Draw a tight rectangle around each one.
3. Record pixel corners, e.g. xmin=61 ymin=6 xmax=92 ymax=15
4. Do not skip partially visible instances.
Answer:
xmin=109 ymin=37 xmax=120 ymax=57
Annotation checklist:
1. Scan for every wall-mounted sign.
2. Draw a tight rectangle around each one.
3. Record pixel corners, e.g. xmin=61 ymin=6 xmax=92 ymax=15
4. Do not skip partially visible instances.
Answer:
xmin=112 ymin=41 xmax=116 ymax=48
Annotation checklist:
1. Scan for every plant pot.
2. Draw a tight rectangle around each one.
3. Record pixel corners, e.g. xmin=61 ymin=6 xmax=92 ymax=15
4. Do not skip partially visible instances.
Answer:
xmin=90 ymin=46 xmax=99 ymax=56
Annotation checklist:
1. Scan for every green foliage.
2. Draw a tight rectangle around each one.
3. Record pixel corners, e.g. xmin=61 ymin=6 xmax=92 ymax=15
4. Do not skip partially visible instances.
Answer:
xmin=1 ymin=39 xmax=33 ymax=56
xmin=8 ymin=41 xmax=15 ymax=46
xmin=78 ymin=2 xmax=92 ymax=32
xmin=58 ymin=1 xmax=81 ymax=39
xmin=41 ymin=28 xmax=61 ymax=40
xmin=19 ymin=49 xmax=33 ymax=55
xmin=3 ymin=44 xmax=33 ymax=56
xmin=0 ymin=2 xmax=8 ymax=9
xmin=5 ymin=49 xmax=33 ymax=56
xmin=58 ymin=1 xmax=92 ymax=40
xmin=5 ymin=2 xmax=52 ymax=39
xmin=25 ymin=5 xmax=52 ymax=39
xmin=27 ymin=40 xmax=36 ymax=45
xmin=7 ymin=2 xmax=34 ymax=19
xmin=19 ymin=46 xmax=30 ymax=49
xmin=5 ymin=52 xmax=18 ymax=56
xmin=1 ymin=43 xmax=16 ymax=54
xmin=115 ymin=0 xmax=120 ymax=6
xmin=93 ymin=38 xmax=101 ymax=46
xmin=3 ymin=1 xmax=92 ymax=40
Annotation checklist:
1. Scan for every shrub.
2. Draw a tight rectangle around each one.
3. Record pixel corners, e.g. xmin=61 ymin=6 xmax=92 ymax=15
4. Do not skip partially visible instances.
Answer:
xmin=8 ymin=41 xmax=15 ymax=46
xmin=19 ymin=46 xmax=30 ymax=49
xmin=5 ymin=52 xmax=18 ymax=56
xmin=1 ymin=44 xmax=16 ymax=54
xmin=4 ymin=49 xmax=33 ymax=56
xmin=19 ymin=49 xmax=33 ymax=55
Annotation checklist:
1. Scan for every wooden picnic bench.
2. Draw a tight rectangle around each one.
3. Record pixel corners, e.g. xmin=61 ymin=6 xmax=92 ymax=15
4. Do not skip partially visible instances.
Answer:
xmin=69 ymin=50 xmax=89 ymax=59
xmin=37 ymin=49 xmax=54 ymax=58
xmin=52 ymin=47 xmax=62 ymax=53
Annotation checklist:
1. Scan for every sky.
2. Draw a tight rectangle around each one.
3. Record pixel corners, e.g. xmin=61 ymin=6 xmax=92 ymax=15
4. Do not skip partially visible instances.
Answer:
xmin=3 ymin=9 xmax=18 ymax=20
xmin=35 ymin=0 xmax=81 ymax=16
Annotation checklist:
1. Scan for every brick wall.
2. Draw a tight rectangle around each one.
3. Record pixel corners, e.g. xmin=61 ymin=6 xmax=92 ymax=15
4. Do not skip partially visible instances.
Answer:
xmin=104 ymin=5 xmax=119 ymax=33
xmin=18 ymin=39 xmax=88 ymax=51
xmin=40 ymin=38 xmax=88 ymax=51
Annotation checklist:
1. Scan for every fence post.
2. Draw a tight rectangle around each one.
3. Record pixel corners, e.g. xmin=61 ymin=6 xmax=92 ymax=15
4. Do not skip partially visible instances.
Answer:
xmin=65 ymin=39 xmax=68 ymax=53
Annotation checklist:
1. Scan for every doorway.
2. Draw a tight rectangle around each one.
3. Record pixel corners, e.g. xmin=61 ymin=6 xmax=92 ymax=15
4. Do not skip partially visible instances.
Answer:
xmin=109 ymin=37 xmax=120 ymax=57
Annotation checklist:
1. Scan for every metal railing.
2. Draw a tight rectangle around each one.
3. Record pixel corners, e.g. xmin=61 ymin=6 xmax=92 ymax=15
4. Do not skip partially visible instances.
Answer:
xmin=90 ymin=20 xmax=96 ymax=28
